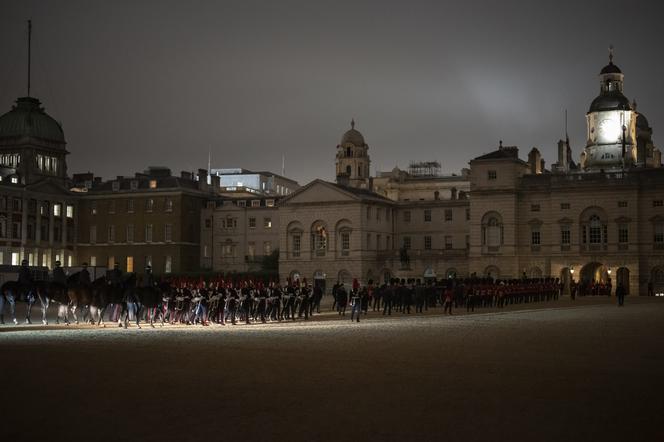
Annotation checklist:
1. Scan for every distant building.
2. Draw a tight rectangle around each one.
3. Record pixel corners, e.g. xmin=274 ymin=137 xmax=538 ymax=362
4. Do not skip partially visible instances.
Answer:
xmin=210 ymin=168 xmax=299 ymax=197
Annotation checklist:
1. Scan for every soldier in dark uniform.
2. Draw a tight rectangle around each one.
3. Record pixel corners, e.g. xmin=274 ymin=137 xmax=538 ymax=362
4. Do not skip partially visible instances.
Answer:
xmin=141 ymin=265 xmax=155 ymax=288
xmin=52 ymin=260 xmax=67 ymax=287
xmin=109 ymin=263 xmax=123 ymax=287
xmin=382 ymin=279 xmax=394 ymax=316
xmin=78 ymin=262 xmax=92 ymax=286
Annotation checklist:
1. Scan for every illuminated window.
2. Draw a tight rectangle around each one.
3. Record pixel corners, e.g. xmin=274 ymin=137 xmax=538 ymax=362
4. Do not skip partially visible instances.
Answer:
xmin=66 ymin=205 xmax=74 ymax=218
xmin=11 ymin=176 xmax=18 ymax=184
xmin=12 ymin=252 xmax=20 ymax=266
xmin=266 ymin=199 xmax=275 ymax=207
xmin=53 ymin=204 xmax=61 ymax=217
xmin=108 ymin=256 xmax=115 ymax=269
xmin=90 ymin=256 xmax=97 ymax=267
xmin=126 ymin=256 xmax=134 ymax=273
xmin=149 ymin=180 xmax=157 ymax=189
xmin=264 ymin=217 xmax=272 ymax=229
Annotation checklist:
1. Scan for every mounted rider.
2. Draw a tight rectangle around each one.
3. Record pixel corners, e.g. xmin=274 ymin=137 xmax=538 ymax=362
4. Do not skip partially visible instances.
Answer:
xmin=78 ymin=262 xmax=92 ymax=287
xmin=18 ymin=260 xmax=35 ymax=301
xmin=141 ymin=265 xmax=156 ymax=288
xmin=52 ymin=260 xmax=67 ymax=288
xmin=108 ymin=262 xmax=123 ymax=288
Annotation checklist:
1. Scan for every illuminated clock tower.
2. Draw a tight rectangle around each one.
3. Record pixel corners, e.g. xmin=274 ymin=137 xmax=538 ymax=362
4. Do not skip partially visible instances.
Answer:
xmin=583 ymin=48 xmax=636 ymax=170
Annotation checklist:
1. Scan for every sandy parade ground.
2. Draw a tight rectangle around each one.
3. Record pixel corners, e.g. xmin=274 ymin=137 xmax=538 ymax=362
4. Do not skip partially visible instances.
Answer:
xmin=2 ymin=296 xmax=663 ymax=442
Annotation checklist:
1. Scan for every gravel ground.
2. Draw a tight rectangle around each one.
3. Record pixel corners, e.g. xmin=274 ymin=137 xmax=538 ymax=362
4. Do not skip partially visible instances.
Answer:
xmin=2 ymin=297 xmax=663 ymax=442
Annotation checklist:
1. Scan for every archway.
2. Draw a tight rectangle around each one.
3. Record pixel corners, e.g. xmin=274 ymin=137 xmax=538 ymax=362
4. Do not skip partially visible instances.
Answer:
xmin=616 ymin=267 xmax=630 ymax=295
xmin=579 ymin=262 xmax=609 ymax=296
xmin=338 ymin=269 xmax=352 ymax=285
xmin=651 ymin=267 xmax=664 ymax=296
xmin=484 ymin=265 xmax=500 ymax=280
xmin=445 ymin=268 xmax=457 ymax=280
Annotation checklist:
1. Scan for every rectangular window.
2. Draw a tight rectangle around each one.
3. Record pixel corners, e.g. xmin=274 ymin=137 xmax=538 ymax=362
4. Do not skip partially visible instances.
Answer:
xmin=164 ymin=224 xmax=172 ymax=242
xmin=341 ymin=232 xmax=350 ymax=256
xmin=127 ymin=199 xmax=134 ymax=213
xmin=531 ymin=204 xmax=540 ymax=212
xmin=251 ymin=200 xmax=260 ymax=208
xmin=90 ymin=226 xmax=97 ymax=244
xmin=108 ymin=256 xmax=115 ymax=269
xmin=145 ymin=224 xmax=153 ymax=243
xmin=403 ymin=236 xmax=411 ymax=249
xmin=149 ymin=179 xmax=157 ymax=189
xmin=424 ymin=209 xmax=432 ymax=222
xmin=248 ymin=217 xmax=256 ymax=228
xmin=165 ymin=256 xmax=172 ymax=273
xmin=126 ymin=224 xmax=134 ymax=243
xmin=264 ymin=217 xmax=272 ymax=229
xmin=130 ymin=180 xmax=138 ymax=190
xmin=91 ymin=201 xmax=97 ymax=215
xmin=445 ymin=209 xmax=453 ymax=221
xmin=247 ymin=242 xmax=255 ymax=258
xmin=203 ymin=245 xmax=209 ymax=258
xmin=146 ymin=199 xmax=154 ymax=212
xmin=488 ymin=170 xmax=497 ymax=180
xmin=108 ymin=225 xmax=115 ymax=243
xmin=112 ymin=181 xmax=120 ymax=191
xmin=238 ymin=200 xmax=246 ymax=207
xmin=654 ymin=200 xmax=663 ymax=207
xmin=561 ymin=203 xmax=570 ymax=210
xmin=618 ymin=201 xmax=628 ymax=208
xmin=445 ymin=235 xmax=453 ymax=250
xmin=531 ymin=229 xmax=541 ymax=245
xmin=561 ymin=226 xmax=571 ymax=245
xmin=263 ymin=241 xmax=272 ymax=255
xmin=90 ymin=256 xmax=97 ymax=267
xmin=618 ymin=225 xmax=629 ymax=243
xmin=165 ymin=199 xmax=173 ymax=212
xmin=53 ymin=203 xmax=61 ymax=217
xmin=654 ymin=224 xmax=663 ymax=244
xmin=126 ymin=256 xmax=134 ymax=273
xmin=424 ymin=235 xmax=432 ymax=250
xmin=11 ymin=252 xmax=20 ymax=266
xmin=292 ymin=235 xmax=301 ymax=257
xmin=403 ymin=211 xmax=411 ymax=223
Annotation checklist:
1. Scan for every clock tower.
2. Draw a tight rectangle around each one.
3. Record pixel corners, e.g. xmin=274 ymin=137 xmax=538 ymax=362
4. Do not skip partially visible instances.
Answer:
xmin=583 ymin=49 xmax=636 ymax=170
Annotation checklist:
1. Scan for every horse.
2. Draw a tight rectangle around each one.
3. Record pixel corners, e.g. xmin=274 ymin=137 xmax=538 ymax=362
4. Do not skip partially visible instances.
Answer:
xmin=88 ymin=277 xmax=113 ymax=327
xmin=120 ymin=274 xmax=162 ymax=329
xmin=33 ymin=280 xmax=69 ymax=325
xmin=0 ymin=281 xmax=21 ymax=325
xmin=66 ymin=272 xmax=94 ymax=324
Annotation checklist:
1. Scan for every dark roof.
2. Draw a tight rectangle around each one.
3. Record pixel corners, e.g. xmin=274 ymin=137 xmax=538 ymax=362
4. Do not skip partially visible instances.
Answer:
xmin=86 ymin=176 xmax=200 ymax=193
xmin=600 ymin=62 xmax=622 ymax=75
xmin=637 ymin=113 xmax=650 ymax=129
xmin=0 ymin=97 xmax=65 ymax=144
xmin=588 ymin=91 xmax=632 ymax=113
xmin=473 ymin=147 xmax=520 ymax=161
xmin=331 ymin=182 xmax=393 ymax=203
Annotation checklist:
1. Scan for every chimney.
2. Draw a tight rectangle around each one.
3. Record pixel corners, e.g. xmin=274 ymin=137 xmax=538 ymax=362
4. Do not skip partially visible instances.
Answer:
xmin=181 ymin=171 xmax=192 ymax=180
xmin=450 ymin=187 xmax=457 ymax=200
xmin=198 ymin=169 xmax=208 ymax=191
xmin=528 ymin=148 xmax=542 ymax=174
xmin=211 ymin=174 xmax=220 ymax=188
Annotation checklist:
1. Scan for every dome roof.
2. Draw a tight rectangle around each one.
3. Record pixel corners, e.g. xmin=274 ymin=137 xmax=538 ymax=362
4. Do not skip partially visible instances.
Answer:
xmin=636 ymin=112 xmax=650 ymax=129
xmin=0 ymin=97 xmax=65 ymax=144
xmin=588 ymin=91 xmax=632 ymax=113
xmin=600 ymin=61 xmax=622 ymax=75
xmin=340 ymin=119 xmax=366 ymax=146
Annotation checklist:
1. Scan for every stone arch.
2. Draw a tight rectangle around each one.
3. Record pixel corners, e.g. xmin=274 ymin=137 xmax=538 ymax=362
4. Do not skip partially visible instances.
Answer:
xmin=484 ymin=265 xmax=500 ymax=280
xmin=579 ymin=262 xmax=610 ymax=296
xmin=338 ymin=269 xmax=352 ymax=285
xmin=651 ymin=266 xmax=664 ymax=295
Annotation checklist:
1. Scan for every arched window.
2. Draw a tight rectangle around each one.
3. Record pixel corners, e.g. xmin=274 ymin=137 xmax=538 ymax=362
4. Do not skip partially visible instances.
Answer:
xmin=311 ymin=222 xmax=328 ymax=257
xmin=481 ymin=212 xmax=503 ymax=252
xmin=580 ymin=208 xmax=608 ymax=249
xmin=346 ymin=147 xmax=352 ymax=157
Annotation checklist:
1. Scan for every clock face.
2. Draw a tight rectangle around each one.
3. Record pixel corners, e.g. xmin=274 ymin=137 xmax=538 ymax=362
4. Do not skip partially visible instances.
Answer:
xmin=598 ymin=118 xmax=621 ymax=142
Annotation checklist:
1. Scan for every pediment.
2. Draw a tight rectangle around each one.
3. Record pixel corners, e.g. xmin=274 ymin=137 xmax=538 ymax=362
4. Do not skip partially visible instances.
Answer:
xmin=281 ymin=180 xmax=359 ymax=205
xmin=24 ymin=178 xmax=72 ymax=196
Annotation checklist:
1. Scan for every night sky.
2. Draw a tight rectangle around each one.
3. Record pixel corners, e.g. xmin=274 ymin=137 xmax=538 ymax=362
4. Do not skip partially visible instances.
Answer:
xmin=1 ymin=0 xmax=662 ymax=184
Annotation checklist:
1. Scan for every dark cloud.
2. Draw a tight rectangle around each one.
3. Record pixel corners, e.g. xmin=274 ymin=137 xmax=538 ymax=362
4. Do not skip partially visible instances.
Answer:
xmin=1 ymin=0 xmax=661 ymax=183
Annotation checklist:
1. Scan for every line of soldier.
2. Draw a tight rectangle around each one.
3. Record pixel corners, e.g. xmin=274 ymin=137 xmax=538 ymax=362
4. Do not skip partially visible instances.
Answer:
xmin=331 ymin=277 xmax=562 ymax=318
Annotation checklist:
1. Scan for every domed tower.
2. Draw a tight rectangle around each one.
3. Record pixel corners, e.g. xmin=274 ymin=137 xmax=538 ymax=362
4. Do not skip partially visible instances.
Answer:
xmin=335 ymin=119 xmax=371 ymax=188
xmin=583 ymin=48 xmax=636 ymax=170
xmin=0 ymin=96 xmax=68 ymax=185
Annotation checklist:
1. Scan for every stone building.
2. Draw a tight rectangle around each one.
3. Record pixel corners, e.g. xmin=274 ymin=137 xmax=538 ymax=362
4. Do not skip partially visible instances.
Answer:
xmin=73 ymin=167 xmax=216 ymax=274
xmin=0 ymin=96 xmax=78 ymax=268
xmin=279 ymin=53 xmax=664 ymax=295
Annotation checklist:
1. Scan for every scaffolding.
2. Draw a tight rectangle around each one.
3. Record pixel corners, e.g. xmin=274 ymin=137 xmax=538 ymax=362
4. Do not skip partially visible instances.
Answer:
xmin=408 ymin=161 xmax=441 ymax=177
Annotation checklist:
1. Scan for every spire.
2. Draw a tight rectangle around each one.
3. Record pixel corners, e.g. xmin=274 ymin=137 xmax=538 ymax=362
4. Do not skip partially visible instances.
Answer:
xmin=350 ymin=118 xmax=355 ymax=130
xmin=27 ymin=19 xmax=32 ymax=97
xmin=499 ymin=140 xmax=503 ymax=149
